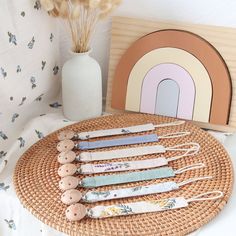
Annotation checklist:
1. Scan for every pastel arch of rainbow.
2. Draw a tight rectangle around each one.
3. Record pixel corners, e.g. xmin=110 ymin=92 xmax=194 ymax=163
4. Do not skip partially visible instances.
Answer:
xmin=111 ymin=30 xmax=232 ymax=125
xmin=126 ymin=48 xmax=212 ymax=122
xmin=140 ymin=63 xmax=196 ymax=120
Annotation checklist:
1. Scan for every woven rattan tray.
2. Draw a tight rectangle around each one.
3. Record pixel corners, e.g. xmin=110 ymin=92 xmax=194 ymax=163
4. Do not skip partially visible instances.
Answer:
xmin=14 ymin=113 xmax=233 ymax=236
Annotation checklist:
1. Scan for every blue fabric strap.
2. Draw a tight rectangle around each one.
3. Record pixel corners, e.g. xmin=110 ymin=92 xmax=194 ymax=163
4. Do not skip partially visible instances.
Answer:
xmin=81 ymin=166 xmax=175 ymax=188
xmin=77 ymin=134 xmax=159 ymax=150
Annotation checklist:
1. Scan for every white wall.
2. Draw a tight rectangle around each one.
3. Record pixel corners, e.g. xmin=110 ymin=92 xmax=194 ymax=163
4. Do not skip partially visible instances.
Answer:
xmin=61 ymin=0 xmax=236 ymax=98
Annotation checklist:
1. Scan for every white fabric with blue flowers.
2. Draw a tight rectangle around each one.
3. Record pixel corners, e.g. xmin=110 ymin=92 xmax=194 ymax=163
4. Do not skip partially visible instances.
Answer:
xmin=0 ymin=1 xmax=72 ymax=235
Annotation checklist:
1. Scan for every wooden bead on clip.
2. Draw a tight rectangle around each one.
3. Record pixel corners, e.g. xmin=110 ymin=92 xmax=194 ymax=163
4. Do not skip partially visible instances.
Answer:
xmin=58 ymin=130 xmax=75 ymax=141
xmin=58 ymin=163 xmax=78 ymax=177
xmin=61 ymin=189 xmax=83 ymax=205
xmin=57 ymin=151 xmax=77 ymax=164
xmin=65 ymin=203 xmax=87 ymax=221
xmin=57 ymin=140 xmax=74 ymax=152
xmin=59 ymin=176 xmax=79 ymax=191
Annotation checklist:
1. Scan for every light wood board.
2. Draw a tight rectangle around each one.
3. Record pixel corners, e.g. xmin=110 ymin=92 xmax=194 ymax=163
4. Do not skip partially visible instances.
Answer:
xmin=105 ymin=16 xmax=236 ymax=132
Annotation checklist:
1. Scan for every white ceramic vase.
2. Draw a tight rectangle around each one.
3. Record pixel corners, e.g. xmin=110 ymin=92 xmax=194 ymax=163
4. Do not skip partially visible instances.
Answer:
xmin=62 ymin=50 xmax=102 ymax=121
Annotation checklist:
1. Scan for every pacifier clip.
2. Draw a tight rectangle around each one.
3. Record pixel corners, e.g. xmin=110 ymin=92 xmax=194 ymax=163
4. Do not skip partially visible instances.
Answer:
xmin=58 ymin=143 xmax=200 ymax=177
xmin=65 ymin=191 xmax=223 ymax=221
xmin=59 ymin=163 xmax=205 ymax=191
xmin=57 ymin=131 xmax=191 ymax=152
xmin=58 ymin=142 xmax=199 ymax=164
xmin=58 ymin=120 xmax=185 ymax=141
xmin=61 ymin=176 xmax=212 ymax=205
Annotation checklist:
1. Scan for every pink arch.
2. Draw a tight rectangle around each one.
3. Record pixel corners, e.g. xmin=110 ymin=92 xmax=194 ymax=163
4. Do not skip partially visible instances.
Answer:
xmin=140 ymin=63 xmax=195 ymax=120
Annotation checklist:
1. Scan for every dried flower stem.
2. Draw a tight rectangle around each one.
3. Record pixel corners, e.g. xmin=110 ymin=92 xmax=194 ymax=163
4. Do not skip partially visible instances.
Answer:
xmin=40 ymin=0 xmax=122 ymax=53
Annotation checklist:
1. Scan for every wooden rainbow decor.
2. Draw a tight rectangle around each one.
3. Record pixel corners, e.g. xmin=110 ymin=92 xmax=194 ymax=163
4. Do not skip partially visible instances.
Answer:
xmin=106 ymin=16 xmax=236 ymax=131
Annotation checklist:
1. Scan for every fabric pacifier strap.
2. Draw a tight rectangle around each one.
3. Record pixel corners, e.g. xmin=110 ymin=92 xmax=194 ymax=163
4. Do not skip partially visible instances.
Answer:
xmin=83 ymin=176 xmax=212 ymax=202
xmin=83 ymin=181 xmax=178 ymax=202
xmin=78 ymin=123 xmax=155 ymax=140
xmin=77 ymin=134 xmax=159 ymax=150
xmin=80 ymin=163 xmax=204 ymax=188
xmin=77 ymin=131 xmax=190 ymax=150
xmin=79 ymin=158 xmax=168 ymax=174
xmin=78 ymin=145 xmax=166 ymax=162
xmin=79 ymin=143 xmax=200 ymax=174
xmin=88 ymin=197 xmax=188 ymax=218
xmin=77 ymin=121 xmax=185 ymax=140
xmin=80 ymin=166 xmax=175 ymax=188
xmin=87 ymin=191 xmax=223 ymax=218
xmin=78 ymin=142 xmax=199 ymax=162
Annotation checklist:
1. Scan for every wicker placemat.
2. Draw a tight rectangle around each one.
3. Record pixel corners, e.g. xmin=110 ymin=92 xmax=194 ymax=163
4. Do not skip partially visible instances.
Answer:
xmin=13 ymin=113 xmax=233 ymax=236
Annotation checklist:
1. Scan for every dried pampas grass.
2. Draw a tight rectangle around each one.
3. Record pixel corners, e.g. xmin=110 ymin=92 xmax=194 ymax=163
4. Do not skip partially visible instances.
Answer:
xmin=40 ymin=0 xmax=122 ymax=53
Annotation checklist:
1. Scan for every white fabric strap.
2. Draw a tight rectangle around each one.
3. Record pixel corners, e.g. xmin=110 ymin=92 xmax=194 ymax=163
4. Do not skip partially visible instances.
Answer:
xmin=88 ymin=197 xmax=188 ymax=218
xmin=79 ymin=146 xmax=201 ymax=174
xmin=79 ymin=158 xmax=168 ymax=174
xmin=77 ymin=121 xmax=185 ymax=140
xmin=78 ymin=145 xmax=166 ymax=162
xmin=78 ymin=142 xmax=199 ymax=163
xmin=78 ymin=123 xmax=155 ymax=140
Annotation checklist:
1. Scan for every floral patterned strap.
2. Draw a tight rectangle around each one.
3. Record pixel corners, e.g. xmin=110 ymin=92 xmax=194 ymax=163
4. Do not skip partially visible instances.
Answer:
xmin=65 ymin=191 xmax=223 ymax=221
xmin=87 ymin=191 xmax=223 ymax=219
xmin=82 ymin=176 xmax=212 ymax=203
xmin=77 ymin=121 xmax=185 ymax=140
xmin=88 ymin=197 xmax=188 ymax=218
xmin=83 ymin=181 xmax=179 ymax=202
